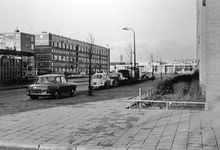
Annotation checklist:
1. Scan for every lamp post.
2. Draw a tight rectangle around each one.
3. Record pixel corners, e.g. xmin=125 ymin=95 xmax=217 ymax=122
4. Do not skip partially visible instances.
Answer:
xmin=123 ymin=27 xmax=136 ymax=81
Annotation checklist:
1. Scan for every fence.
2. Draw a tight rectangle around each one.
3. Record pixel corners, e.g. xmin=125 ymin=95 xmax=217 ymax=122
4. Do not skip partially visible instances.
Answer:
xmin=127 ymin=88 xmax=206 ymax=110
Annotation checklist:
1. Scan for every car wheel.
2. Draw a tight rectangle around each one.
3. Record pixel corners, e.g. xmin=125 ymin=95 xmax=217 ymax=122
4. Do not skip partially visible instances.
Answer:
xmin=54 ymin=91 xmax=60 ymax=99
xmin=111 ymin=81 xmax=115 ymax=87
xmin=30 ymin=96 xmax=38 ymax=100
xmin=70 ymin=88 xmax=76 ymax=97
xmin=104 ymin=82 xmax=107 ymax=89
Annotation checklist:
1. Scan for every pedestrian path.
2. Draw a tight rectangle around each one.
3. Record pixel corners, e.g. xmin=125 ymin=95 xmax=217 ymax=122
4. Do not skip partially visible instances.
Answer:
xmin=0 ymin=98 xmax=219 ymax=150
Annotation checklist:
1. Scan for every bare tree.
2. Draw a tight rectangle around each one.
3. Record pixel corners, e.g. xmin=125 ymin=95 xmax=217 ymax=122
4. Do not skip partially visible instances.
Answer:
xmin=149 ymin=52 xmax=154 ymax=77
xmin=125 ymin=44 xmax=133 ymax=85
xmin=87 ymin=32 xmax=95 ymax=95
xmin=125 ymin=44 xmax=132 ymax=63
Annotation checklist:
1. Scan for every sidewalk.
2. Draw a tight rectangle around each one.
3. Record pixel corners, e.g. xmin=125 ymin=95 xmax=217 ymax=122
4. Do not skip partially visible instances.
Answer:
xmin=0 ymin=97 xmax=219 ymax=150
xmin=0 ymin=77 xmax=88 ymax=91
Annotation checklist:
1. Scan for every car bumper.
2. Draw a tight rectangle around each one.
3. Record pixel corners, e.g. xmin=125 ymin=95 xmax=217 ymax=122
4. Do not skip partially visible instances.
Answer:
xmin=26 ymin=91 xmax=52 ymax=96
xmin=92 ymin=85 xmax=104 ymax=89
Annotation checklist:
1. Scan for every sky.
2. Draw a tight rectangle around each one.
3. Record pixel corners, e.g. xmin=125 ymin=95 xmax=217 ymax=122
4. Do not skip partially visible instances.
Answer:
xmin=0 ymin=0 xmax=196 ymax=63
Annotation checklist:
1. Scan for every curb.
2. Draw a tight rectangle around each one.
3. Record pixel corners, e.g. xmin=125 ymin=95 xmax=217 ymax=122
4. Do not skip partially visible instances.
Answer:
xmin=0 ymin=140 xmax=39 ymax=149
xmin=0 ymin=80 xmax=88 ymax=91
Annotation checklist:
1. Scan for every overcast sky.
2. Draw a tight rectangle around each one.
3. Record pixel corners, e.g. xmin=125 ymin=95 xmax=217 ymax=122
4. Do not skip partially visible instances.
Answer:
xmin=0 ymin=0 xmax=196 ymax=63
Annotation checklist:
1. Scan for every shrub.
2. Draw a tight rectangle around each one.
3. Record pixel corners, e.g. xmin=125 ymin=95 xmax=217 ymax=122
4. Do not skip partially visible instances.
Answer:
xmin=153 ymin=70 xmax=204 ymax=102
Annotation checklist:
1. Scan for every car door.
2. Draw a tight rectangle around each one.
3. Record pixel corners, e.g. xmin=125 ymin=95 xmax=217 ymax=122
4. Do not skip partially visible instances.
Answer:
xmin=105 ymin=74 xmax=111 ymax=86
xmin=55 ymin=76 xmax=65 ymax=94
xmin=61 ymin=76 xmax=71 ymax=93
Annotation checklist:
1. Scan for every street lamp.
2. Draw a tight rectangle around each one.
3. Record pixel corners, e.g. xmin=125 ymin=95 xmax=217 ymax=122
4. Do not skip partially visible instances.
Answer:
xmin=123 ymin=27 xmax=136 ymax=81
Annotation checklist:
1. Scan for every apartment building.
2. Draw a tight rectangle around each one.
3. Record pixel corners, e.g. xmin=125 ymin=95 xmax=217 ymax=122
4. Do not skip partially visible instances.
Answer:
xmin=0 ymin=30 xmax=35 ymax=83
xmin=197 ymin=0 xmax=220 ymax=110
xmin=35 ymin=32 xmax=110 ymax=75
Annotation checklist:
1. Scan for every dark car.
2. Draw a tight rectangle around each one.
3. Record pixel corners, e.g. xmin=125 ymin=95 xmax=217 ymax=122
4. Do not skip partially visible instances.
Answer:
xmin=26 ymin=74 xmax=77 ymax=99
xmin=109 ymin=72 xmax=127 ymax=86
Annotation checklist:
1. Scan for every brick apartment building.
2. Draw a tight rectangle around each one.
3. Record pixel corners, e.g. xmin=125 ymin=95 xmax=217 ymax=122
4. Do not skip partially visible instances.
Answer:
xmin=0 ymin=30 xmax=35 ymax=83
xmin=197 ymin=0 xmax=220 ymax=110
xmin=35 ymin=32 xmax=110 ymax=75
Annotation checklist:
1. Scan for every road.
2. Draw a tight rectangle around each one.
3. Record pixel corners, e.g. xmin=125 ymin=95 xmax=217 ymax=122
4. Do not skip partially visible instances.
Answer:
xmin=0 ymin=77 xmax=168 ymax=150
xmin=0 ymin=82 xmax=88 ymax=103
xmin=0 ymin=79 xmax=159 ymax=114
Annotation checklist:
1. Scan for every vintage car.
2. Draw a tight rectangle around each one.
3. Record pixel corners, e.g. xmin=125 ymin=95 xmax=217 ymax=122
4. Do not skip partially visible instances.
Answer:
xmin=109 ymin=72 xmax=125 ymax=86
xmin=26 ymin=74 xmax=77 ymax=99
xmin=91 ymin=73 xmax=111 ymax=89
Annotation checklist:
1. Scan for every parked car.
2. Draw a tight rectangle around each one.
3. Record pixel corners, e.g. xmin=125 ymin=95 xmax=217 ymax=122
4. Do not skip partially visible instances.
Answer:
xmin=79 ymin=71 xmax=87 ymax=77
xmin=146 ymin=72 xmax=155 ymax=80
xmin=23 ymin=73 xmax=36 ymax=81
xmin=91 ymin=73 xmax=111 ymax=89
xmin=26 ymin=74 xmax=77 ymax=99
xmin=109 ymin=72 xmax=125 ymax=86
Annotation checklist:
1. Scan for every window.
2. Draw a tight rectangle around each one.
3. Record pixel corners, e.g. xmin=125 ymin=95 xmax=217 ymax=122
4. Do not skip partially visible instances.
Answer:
xmin=0 ymin=34 xmax=3 ymax=41
xmin=58 ymin=43 xmax=61 ymax=48
xmin=16 ymin=43 xmax=20 ymax=50
xmin=5 ymin=34 xmax=13 ymax=40
xmin=55 ymin=77 xmax=61 ymax=83
xmin=16 ymin=34 xmax=20 ymax=39
xmin=54 ymin=55 xmax=57 ymax=60
xmin=31 ymin=44 xmax=34 ymax=50
xmin=31 ymin=36 xmax=34 ymax=42
xmin=40 ymin=49 xmax=44 ymax=52
xmin=54 ymin=42 xmax=58 ymax=47
xmin=61 ymin=77 xmax=67 ymax=83
xmin=40 ymin=56 xmax=44 ymax=60
xmin=40 ymin=63 xmax=43 ymax=66
xmin=40 ymin=35 xmax=43 ymax=38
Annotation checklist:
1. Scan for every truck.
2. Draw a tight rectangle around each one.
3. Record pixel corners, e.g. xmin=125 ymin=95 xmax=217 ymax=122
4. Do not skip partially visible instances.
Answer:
xmin=118 ymin=67 xmax=144 ymax=84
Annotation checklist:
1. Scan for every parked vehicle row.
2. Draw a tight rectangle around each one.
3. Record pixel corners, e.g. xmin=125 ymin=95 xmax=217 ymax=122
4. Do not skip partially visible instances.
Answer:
xmin=26 ymin=70 xmax=155 ymax=100
xmin=90 ymin=69 xmax=155 ymax=90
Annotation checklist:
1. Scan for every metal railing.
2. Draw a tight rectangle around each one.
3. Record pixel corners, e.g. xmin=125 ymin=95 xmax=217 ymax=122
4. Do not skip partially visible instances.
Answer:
xmin=127 ymin=88 xmax=206 ymax=110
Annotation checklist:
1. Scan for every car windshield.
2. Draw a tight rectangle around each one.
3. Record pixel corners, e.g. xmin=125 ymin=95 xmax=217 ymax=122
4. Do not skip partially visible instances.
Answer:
xmin=93 ymin=75 xmax=102 ymax=79
xmin=109 ymin=74 xmax=119 ymax=78
xmin=36 ymin=76 xmax=56 ymax=84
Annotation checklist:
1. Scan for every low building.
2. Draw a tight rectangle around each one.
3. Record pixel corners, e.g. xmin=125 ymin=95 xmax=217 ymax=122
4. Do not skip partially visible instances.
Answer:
xmin=110 ymin=59 xmax=197 ymax=75
xmin=165 ymin=59 xmax=197 ymax=74
xmin=0 ymin=30 xmax=35 ymax=83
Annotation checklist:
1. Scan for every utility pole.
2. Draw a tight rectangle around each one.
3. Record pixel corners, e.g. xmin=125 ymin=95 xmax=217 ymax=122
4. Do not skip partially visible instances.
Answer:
xmin=88 ymin=47 xmax=92 ymax=95
xmin=160 ymin=57 xmax=162 ymax=79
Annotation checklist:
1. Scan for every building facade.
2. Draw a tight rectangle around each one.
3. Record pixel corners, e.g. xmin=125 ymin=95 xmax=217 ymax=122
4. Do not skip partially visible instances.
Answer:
xmin=35 ymin=32 xmax=110 ymax=75
xmin=0 ymin=30 xmax=35 ymax=83
xmin=197 ymin=0 xmax=220 ymax=110
xmin=165 ymin=59 xmax=197 ymax=74
xmin=110 ymin=59 xmax=197 ymax=75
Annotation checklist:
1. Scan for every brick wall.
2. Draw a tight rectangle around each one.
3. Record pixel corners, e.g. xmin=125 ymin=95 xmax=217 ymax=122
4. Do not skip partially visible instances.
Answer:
xmin=203 ymin=0 xmax=220 ymax=110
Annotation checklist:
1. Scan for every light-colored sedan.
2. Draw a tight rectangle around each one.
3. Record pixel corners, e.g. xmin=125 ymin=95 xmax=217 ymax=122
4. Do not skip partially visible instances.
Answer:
xmin=91 ymin=73 xmax=111 ymax=89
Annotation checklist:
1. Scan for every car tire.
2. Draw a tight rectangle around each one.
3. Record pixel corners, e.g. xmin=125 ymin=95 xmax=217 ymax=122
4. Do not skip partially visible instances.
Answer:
xmin=104 ymin=82 xmax=107 ymax=89
xmin=70 ymin=88 xmax=76 ymax=97
xmin=114 ymin=81 xmax=119 ymax=87
xmin=30 ymin=96 xmax=38 ymax=100
xmin=112 ymin=81 xmax=115 ymax=87
xmin=54 ymin=91 xmax=60 ymax=99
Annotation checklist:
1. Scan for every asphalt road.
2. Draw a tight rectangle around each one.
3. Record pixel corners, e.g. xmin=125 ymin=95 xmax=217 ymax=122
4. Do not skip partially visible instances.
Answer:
xmin=0 ymin=76 xmax=170 ymax=150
